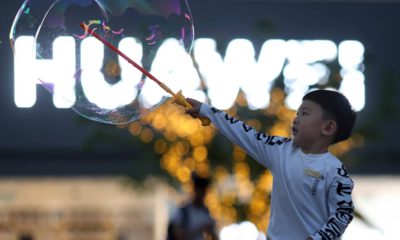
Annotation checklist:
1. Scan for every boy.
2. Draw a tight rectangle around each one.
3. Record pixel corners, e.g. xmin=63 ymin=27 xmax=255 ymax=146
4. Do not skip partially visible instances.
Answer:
xmin=177 ymin=89 xmax=355 ymax=240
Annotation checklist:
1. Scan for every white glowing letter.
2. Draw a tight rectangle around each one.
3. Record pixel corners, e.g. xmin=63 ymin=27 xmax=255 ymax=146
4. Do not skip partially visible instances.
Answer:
xmin=141 ymin=38 xmax=205 ymax=108
xmin=80 ymin=37 xmax=142 ymax=109
xmin=14 ymin=36 xmax=76 ymax=108
xmin=338 ymin=40 xmax=365 ymax=111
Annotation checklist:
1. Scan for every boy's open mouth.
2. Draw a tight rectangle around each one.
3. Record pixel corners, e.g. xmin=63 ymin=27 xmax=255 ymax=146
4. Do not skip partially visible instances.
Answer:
xmin=292 ymin=126 xmax=298 ymax=135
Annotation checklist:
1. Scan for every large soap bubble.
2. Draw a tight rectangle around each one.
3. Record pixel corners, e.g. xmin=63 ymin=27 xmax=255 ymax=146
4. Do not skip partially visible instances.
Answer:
xmin=10 ymin=0 xmax=55 ymax=47
xmin=11 ymin=0 xmax=194 ymax=124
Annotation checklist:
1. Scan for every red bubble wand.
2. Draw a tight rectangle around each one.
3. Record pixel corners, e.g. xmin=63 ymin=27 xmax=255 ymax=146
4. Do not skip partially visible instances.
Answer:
xmin=80 ymin=23 xmax=210 ymax=126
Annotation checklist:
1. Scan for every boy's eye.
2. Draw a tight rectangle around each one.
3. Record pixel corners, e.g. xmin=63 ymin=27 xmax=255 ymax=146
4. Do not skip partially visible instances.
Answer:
xmin=296 ymin=110 xmax=309 ymax=116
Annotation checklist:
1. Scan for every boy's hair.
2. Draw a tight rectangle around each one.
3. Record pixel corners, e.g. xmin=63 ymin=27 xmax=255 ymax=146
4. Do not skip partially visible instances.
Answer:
xmin=303 ymin=89 xmax=356 ymax=144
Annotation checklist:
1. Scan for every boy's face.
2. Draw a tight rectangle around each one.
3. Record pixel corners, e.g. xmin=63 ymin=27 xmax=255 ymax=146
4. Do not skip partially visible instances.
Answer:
xmin=292 ymin=100 xmax=334 ymax=147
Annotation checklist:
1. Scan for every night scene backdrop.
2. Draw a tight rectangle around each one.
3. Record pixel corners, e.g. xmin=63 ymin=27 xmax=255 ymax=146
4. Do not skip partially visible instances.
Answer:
xmin=0 ymin=0 xmax=399 ymax=239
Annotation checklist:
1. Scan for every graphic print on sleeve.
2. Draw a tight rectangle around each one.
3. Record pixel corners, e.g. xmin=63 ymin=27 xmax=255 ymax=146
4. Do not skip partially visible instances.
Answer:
xmin=313 ymin=165 xmax=354 ymax=240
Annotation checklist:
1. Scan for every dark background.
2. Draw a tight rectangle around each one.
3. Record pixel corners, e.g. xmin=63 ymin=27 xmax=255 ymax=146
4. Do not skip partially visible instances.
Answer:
xmin=0 ymin=0 xmax=399 ymax=176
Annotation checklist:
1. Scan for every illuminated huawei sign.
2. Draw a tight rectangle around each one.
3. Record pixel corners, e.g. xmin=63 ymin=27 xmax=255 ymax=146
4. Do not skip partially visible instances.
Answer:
xmin=13 ymin=37 xmax=365 ymax=111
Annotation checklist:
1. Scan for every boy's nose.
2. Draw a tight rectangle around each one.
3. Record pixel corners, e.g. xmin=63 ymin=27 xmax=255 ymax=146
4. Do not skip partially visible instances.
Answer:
xmin=293 ymin=117 xmax=298 ymax=125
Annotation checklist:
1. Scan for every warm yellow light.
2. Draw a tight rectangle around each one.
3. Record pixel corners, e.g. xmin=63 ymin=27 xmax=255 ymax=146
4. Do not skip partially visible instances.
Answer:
xmin=233 ymin=146 xmax=247 ymax=161
xmin=221 ymin=192 xmax=236 ymax=206
xmin=265 ymin=88 xmax=285 ymax=115
xmin=184 ymin=157 xmax=195 ymax=171
xmin=165 ymin=131 xmax=177 ymax=142
xmin=246 ymin=119 xmax=261 ymax=131
xmin=177 ymin=167 xmax=191 ymax=183
xmin=215 ymin=167 xmax=229 ymax=180
xmin=250 ymin=198 xmax=267 ymax=213
xmin=152 ymin=114 xmax=167 ymax=130
xmin=193 ymin=146 xmax=208 ymax=162
xmin=128 ymin=122 xmax=142 ymax=136
xmin=176 ymin=141 xmax=190 ymax=156
xmin=237 ymin=181 xmax=254 ymax=201
xmin=154 ymin=139 xmax=168 ymax=154
xmin=236 ymin=92 xmax=247 ymax=107
xmin=258 ymin=171 xmax=273 ymax=192
xmin=351 ymin=133 xmax=365 ymax=148
xmin=196 ymin=162 xmax=210 ymax=177
xmin=140 ymin=128 xmax=154 ymax=143
xmin=189 ymin=132 xmax=205 ymax=146
xmin=329 ymin=139 xmax=352 ymax=156
xmin=178 ymin=119 xmax=199 ymax=137
xmin=270 ymin=122 xmax=290 ymax=137
xmin=234 ymin=162 xmax=250 ymax=179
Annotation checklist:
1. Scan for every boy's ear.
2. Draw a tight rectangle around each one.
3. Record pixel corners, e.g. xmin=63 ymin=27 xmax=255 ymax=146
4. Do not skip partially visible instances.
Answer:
xmin=322 ymin=120 xmax=337 ymax=137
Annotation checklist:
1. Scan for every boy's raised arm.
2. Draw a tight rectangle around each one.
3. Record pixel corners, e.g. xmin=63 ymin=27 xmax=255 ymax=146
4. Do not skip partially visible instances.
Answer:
xmin=183 ymin=98 xmax=291 ymax=171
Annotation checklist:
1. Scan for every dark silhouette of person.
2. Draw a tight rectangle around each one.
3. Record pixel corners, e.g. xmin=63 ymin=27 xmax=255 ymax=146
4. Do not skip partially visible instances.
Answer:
xmin=168 ymin=173 xmax=218 ymax=240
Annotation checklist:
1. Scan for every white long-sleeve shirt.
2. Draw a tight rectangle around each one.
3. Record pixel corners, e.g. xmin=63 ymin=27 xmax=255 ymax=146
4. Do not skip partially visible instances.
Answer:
xmin=200 ymin=104 xmax=354 ymax=240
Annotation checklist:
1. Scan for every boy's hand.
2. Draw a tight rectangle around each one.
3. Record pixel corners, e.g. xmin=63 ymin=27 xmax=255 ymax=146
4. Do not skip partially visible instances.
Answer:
xmin=185 ymin=98 xmax=211 ymax=126
xmin=172 ymin=92 xmax=210 ymax=125
xmin=185 ymin=98 xmax=202 ymax=118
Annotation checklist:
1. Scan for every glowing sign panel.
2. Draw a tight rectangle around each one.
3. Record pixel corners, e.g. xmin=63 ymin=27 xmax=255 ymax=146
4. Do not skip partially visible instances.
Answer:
xmin=13 ymin=37 xmax=365 ymax=111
